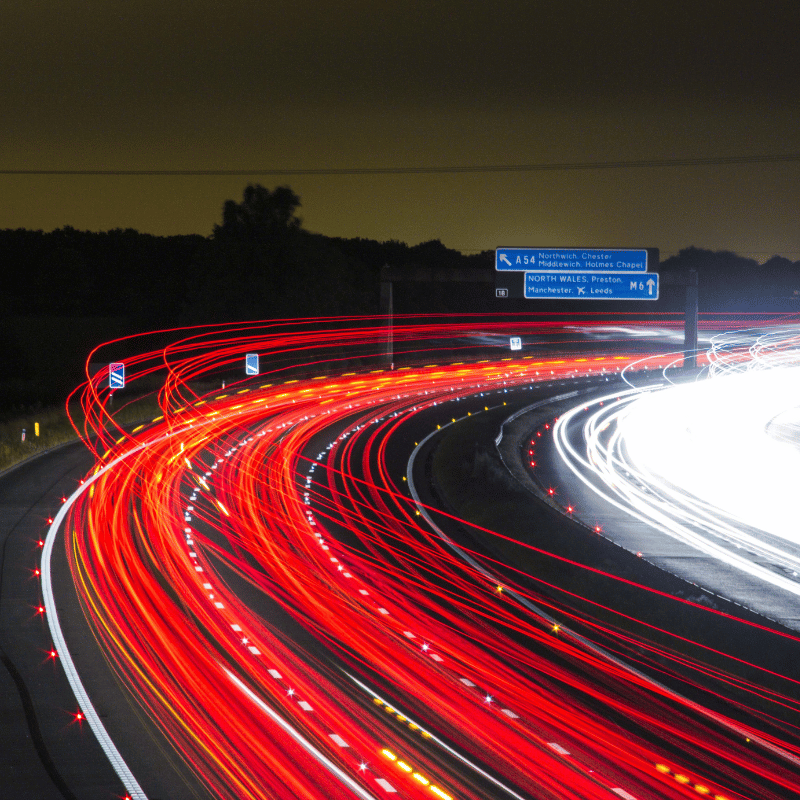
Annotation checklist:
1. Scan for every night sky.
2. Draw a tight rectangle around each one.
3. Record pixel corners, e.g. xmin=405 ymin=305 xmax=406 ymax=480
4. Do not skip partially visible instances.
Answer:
xmin=3 ymin=1 xmax=799 ymax=258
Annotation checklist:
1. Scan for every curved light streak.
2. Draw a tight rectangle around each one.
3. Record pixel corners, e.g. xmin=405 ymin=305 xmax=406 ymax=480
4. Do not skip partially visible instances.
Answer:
xmin=225 ymin=668 xmax=381 ymax=800
xmin=42 ymin=446 xmax=149 ymax=800
xmin=555 ymin=327 xmax=800 ymax=603
xmin=43 ymin=315 xmax=800 ymax=800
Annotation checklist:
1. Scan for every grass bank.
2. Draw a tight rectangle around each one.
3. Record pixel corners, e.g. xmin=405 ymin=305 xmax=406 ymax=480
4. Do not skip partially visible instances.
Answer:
xmin=0 ymin=395 xmax=162 ymax=474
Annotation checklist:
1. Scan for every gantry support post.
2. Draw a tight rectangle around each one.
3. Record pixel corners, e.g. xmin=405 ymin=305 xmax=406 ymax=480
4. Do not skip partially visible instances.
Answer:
xmin=379 ymin=266 xmax=394 ymax=367
xmin=684 ymin=270 xmax=699 ymax=370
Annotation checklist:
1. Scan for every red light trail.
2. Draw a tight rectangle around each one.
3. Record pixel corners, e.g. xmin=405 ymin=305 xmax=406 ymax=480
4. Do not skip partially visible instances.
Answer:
xmin=39 ymin=313 xmax=800 ymax=800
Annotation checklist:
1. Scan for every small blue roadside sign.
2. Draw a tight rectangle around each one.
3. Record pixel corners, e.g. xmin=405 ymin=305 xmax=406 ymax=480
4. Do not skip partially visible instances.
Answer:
xmin=525 ymin=272 xmax=659 ymax=300
xmin=245 ymin=353 xmax=259 ymax=375
xmin=497 ymin=248 xmax=649 ymax=273
xmin=109 ymin=362 xmax=125 ymax=389
xmin=509 ymin=337 xmax=522 ymax=351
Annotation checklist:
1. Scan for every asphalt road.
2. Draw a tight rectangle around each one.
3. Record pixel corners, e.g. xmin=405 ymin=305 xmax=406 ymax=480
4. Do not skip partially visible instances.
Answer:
xmin=0 ymin=441 xmax=115 ymax=798
xmin=500 ymin=383 xmax=800 ymax=631
xmin=0 ymin=442 xmax=207 ymax=800
xmin=3 ymin=366 xmax=799 ymax=800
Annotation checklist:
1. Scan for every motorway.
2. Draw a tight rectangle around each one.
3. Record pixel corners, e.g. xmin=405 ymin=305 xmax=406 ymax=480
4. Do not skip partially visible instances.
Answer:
xmin=2 ymin=317 xmax=800 ymax=799
xmin=542 ymin=328 xmax=800 ymax=630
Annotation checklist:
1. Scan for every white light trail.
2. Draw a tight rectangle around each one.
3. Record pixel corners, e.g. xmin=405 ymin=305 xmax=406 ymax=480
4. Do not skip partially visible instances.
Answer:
xmin=43 ymin=446 xmax=150 ymax=800
xmin=554 ymin=327 xmax=800 ymax=600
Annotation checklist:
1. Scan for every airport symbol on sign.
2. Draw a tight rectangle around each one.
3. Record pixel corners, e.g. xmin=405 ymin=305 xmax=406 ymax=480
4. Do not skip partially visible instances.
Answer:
xmin=524 ymin=271 xmax=659 ymax=300
xmin=245 ymin=353 xmax=259 ymax=375
xmin=109 ymin=362 xmax=125 ymax=389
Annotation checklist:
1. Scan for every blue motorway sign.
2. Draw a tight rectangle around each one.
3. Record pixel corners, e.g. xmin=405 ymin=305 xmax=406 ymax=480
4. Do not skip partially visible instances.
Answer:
xmin=497 ymin=248 xmax=649 ymax=273
xmin=525 ymin=271 xmax=659 ymax=300
xmin=245 ymin=353 xmax=259 ymax=375
xmin=109 ymin=362 xmax=125 ymax=389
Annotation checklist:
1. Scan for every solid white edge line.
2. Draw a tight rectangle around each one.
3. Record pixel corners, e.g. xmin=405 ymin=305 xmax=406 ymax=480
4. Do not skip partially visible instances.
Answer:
xmin=224 ymin=668 xmax=380 ymax=800
xmin=42 ymin=444 xmax=149 ymax=800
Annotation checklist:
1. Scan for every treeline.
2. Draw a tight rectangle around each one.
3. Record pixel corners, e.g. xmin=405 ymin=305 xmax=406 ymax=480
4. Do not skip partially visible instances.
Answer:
xmin=0 ymin=226 xmax=204 ymax=323
xmin=2 ymin=184 xmax=798 ymax=325
xmin=0 ymin=185 xmax=493 ymax=328
xmin=0 ymin=185 xmax=496 ymax=407
xmin=660 ymin=247 xmax=800 ymax=311
xmin=1 ymin=184 xmax=798 ymax=409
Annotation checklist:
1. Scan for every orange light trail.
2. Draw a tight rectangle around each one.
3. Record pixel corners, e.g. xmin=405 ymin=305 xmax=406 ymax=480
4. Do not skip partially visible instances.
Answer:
xmin=45 ymin=313 xmax=800 ymax=799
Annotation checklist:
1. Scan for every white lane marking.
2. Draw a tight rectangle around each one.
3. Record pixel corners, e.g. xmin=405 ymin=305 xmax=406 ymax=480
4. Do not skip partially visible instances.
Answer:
xmin=43 ymin=450 xmax=149 ymax=799
xmin=359 ymin=589 xmax=369 ymax=595
xmin=214 ymin=602 xmax=225 ymax=609
xmin=459 ymin=678 xmax=475 ymax=686
xmin=268 ymin=669 xmax=282 ymax=679
xmin=501 ymin=708 xmax=519 ymax=719
xmin=328 ymin=733 xmax=349 ymax=748
xmin=430 ymin=653 xmax=443 ymax=662
xmin=378 ymin=608 xmax=390 ymax=615
xmin=347 ymin=673 xmax=528 ymax=800
xmin=375 ymin=778 xmax=396 ymax=792
xmin=612 ymin=789 xmax=637 ymax=800
xmin=298 ymin=700 xmax=313 ymax=711
xmin=231 ymin=623 xmax=242 ymax=631
xmin=248 ymin=646 xmax=261 ymax=655
xmin=226 ymin=668 xmax=379 ymax=800
xmin=403 ymin=631 xmax=415 ymax=639
xmin=548 ymin=742 xmax=569 ymax=755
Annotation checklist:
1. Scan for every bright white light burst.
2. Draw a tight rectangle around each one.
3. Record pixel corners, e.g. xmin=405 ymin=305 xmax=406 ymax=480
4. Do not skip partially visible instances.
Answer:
xmin=554 ymin=327 xmax=800 ymax=599
xmin=621 ymin=365 xmax=800 ymax=541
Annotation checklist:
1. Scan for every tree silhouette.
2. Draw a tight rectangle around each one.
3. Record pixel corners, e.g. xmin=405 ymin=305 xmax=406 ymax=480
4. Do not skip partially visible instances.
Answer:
xmin=214 ymin=184 xmax=302 ymax=239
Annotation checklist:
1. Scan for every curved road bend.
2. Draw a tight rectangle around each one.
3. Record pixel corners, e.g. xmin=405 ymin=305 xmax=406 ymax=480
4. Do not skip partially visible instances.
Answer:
xmin=0 ymin=441 xmax=207 ymax=800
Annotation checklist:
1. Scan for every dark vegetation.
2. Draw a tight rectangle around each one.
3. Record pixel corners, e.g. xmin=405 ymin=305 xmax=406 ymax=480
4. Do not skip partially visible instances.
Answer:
xmin=1 ymin=183 xmax=799 ymax=414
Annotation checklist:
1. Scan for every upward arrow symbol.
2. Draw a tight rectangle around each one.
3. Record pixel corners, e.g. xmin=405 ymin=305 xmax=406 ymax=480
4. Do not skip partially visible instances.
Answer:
xmin=646 ymin=278 xmax=655 ymax=295
xmin=500 ymin=254 xmax=512 ymax=267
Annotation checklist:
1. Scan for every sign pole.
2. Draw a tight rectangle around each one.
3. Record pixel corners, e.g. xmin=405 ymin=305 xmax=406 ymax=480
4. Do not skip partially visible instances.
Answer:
xmin=684 ymin=270 xmax=698 ymax=370
xmin=380 ymin=267 xmax=394 ymax=367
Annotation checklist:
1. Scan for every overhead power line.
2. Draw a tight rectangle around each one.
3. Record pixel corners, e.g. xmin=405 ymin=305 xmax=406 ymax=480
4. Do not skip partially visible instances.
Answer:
xmin=2 ymin=154 xmax=800 ymax=177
